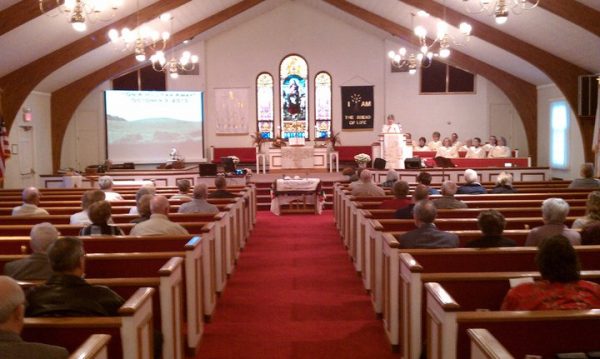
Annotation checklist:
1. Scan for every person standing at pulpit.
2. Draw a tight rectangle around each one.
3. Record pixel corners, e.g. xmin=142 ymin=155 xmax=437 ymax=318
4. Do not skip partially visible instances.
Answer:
xmin=381 ymin=114 xmax=400 ymax=133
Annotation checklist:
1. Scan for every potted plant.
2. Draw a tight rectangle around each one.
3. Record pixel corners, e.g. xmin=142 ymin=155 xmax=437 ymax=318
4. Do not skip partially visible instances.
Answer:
xmin=327 ymin=132 xmax=341 ymax=151
xmin=250 ymin=131 xmax=267 ymax=153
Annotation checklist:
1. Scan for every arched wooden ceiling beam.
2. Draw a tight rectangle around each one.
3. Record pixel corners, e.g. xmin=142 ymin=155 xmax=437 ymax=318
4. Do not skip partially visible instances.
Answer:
xmin=535 ymin=0 xmax=600 ymax=37
xmin=400 ymin=0 xmax=595 ymax=162
xmin=50 ymin=0 xmax=264 ymax=171
xmin=323 ymin=0 xmax=538 ymax=163
xmin=0 ymin=0 xmax=61 ymax=36
xmin=0 ymin=0 xmax=191 ymax=133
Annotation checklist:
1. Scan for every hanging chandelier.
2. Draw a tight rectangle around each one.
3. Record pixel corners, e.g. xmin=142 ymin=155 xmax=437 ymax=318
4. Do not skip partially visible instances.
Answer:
xmin=462 ymin=0 xmax=540 ymax=25
xmin=39 ymin=0 xmax=123 ymax=32
xmin=149 ymin=16 xmax=198 ymax=79
xmin=388 ymin=47 xmax=430 ymax=75
xmin=108 ymin=10 xmax=171 ymax=62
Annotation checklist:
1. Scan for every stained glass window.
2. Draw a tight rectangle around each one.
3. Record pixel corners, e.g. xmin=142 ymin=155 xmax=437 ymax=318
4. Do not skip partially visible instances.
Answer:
xmin=280 ymin=55 xmax=308 ymax=140
xmin=256 ymin=72 xmax=274 ymax=139
xmin=314 ymin=72 xmax=332 ymax=139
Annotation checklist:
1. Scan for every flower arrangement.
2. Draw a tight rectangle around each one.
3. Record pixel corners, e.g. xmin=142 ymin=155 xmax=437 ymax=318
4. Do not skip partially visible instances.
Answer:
xmin=354 ymin=153 xmax=371 ymax=164
xmin=271 ymin=136 xmax=287 ymax=148
xmin=250 ymin=131 xmax=267 ymax=148
xmin=328 ymin=132 xmax=341 ymax=149
xmin=228 ymin=155 xmax=240 ymax=164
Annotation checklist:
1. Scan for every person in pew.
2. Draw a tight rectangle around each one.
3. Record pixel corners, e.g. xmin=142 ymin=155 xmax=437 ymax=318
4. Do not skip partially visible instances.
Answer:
xmin=465 ymin=137 xmax=487 ymax=159
xmin=427 ymin=131 xmax=442 ymax=151
xmin=490 ymin=172 xmax=518 ymax=194
xmin=25 ymin=237 xmax=125 ymax=317
xmin=501 ymin=235 xmax=600 ymax=310
xmin=178 ymin=183 xmax=219 ymax=214
xmin=416 ymin=171 xmax=440 ymax=195
xmin=380 ymin=180 xmax=411 ymax=209
xmin=466 ymin=210 xmax=516 ymax=248
xmin=130 ymin=196 xmax=190 ymax=236
xmin=80 ymin=201 xmax=124 ymax=236
xmin=11 ymin=187 xmax=49 ymax=217
xmin=580 ymin=222 xmax=600 ymax=245
xmin=413 ymin=136 xmax=430 ymax=151
xmin=395 ymin=184 xmax=430 ymax=219
xmin=525 ymin=198 xmax=581 ymax=246
xmin=4 ymin=222 xmax=59 ymax=281
xmin=350 ymin=169 xmax=386 ymax=197
xmin=381 ymin=169 xmax=399 ymax=188
xmin=130 ymin=194 xmax=153 ymax=224
xmin=435 ymin=137 xmax=459 ymax=159
xmin=170 ymin=179 xmax=193 ymax=201
xmin=432 ymin=180 xmax=468 ymax=209
xmin=208 ymin=175 xmax=236 ymax=198
xmin=572 ymin=191 xmax=600 ymax=230
xmin=568 ymin=163 xmax=600 ymax=189
xmin=396 ymin=200 xmax=459 ymax=249
xmin=70 ymin=189 xmax=106 ymax=225
xmin=457 ymin=169 xmax=487 ymax=195
xmin=488 ymin=136 xmax=511 ymax=158
xmin=0 ymin=276 xmax=69 ymax=359
xmin=128 ymin=185 xmax=156 ymax=215
xmin=97 ymin=176 xmax=123 ymax=202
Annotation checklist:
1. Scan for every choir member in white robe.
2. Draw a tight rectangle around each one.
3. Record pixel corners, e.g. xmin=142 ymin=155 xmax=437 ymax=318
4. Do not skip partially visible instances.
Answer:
xmin=465 ymin=137 xmax=487 ymax=158
xmin=435 ymin=138 xmax=459 ymax=158
xmin=427 ymin=131 xmax=442 ymax=151
xmin=488 ymin=136 xmax=512 ymax=158
xmin=450 ymin=132 xmax=463 ymax=150
xmin=381 ymin=114 xmax=401 ymax=133
xmin=482 ymin=135 xmax=498 ymax=152
xmin=413 ymin=137 xmax=431 ymax=151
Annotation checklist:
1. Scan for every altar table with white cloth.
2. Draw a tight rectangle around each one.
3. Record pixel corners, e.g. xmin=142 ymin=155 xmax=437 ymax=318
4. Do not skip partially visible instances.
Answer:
xmin=270 ymin=177 xmax=323 ymax=215
xmin=268 ymin=147 xmax=328 ymax=171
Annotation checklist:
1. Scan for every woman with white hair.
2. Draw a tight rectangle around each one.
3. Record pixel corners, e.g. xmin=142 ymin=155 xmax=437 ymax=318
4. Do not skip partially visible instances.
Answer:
xmin=491 ymin=172 xmax=517 ymax=193
xmin=456 ymin=169 xmax=486 ymax=194
xmin=525 ymin=197 xmax=581 ymax=246
xmin=381 ymin=169 xmax=399 ymax=188
xmin=97 ymin=176 xmax=123 ymax=202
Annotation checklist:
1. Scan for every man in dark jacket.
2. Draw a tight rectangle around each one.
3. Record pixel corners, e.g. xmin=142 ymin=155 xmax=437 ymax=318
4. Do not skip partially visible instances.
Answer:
xmin=396 ymin=200 xmax=459 ymax=249
xmin=208 ymin=176 xmax=236 ymax=198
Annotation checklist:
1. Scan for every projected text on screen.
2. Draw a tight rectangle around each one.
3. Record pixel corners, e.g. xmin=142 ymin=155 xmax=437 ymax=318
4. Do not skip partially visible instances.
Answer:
xmin=105 ymin=91 xmax=204 ymax=163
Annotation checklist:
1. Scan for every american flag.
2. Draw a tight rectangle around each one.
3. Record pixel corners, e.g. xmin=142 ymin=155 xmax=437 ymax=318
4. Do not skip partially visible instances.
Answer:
xmin=0 ymin=116 xmax=10 ymax=179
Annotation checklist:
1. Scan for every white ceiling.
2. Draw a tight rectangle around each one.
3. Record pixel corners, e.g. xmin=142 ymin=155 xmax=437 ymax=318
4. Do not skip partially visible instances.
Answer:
xmin=1 ymin=0 xmax=599 ymax=94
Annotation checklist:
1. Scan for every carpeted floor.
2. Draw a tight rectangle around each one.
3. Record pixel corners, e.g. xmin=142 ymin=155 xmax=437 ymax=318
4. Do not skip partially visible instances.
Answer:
xmin=195 ymin=210 xmax=400 ymax=358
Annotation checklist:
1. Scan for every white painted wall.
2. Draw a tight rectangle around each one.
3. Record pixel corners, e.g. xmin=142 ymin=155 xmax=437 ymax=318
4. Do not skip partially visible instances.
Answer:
xmin=537 ymin=84 xmax=584 ymax=180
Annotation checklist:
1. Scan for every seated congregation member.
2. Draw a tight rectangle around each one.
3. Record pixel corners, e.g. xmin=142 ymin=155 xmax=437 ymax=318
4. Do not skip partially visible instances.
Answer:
xmin=457 ymin=169 xmax=486 ymax=194
xmin=465 ymin=137 xmax=486 ymax=158
xmin=482 ymin=135 xmax=497 ymax=152
xmin=450 ymin=132 xmax=463 ymax=149
xmin=435 ymin=137 xmax=458 ymax=159
xmin=581 ymin=223 xmax=600 ymax=245
xmin=170 ymin=179 xmax=192 ymax=201
xmin=11 ymin=187 xmax=49 ymax=217
xmin=80 ymin=201 xmax=124 ymax=236
xmin=380 ymin=181 xmax=410 ymax=210
xmin=525 ymin=198 xmax=581 ymax=246
xmin=413 ymin=137 xmax=430 ymax=151
xmin=491 ymin=172 xmax=517 ymax=193
xmin=396 ymin=200 xmax=459 ymax=249
xmin=131 ymin=196 xmax=189 ymax=236
xmin=395 ymin=184 xmax=429 ymax=219
xmin=208 ymin=176 xmax=236 ymax=198
xmin=350 ymin=169 xmax=385 ymax=197
xmin=466 ymin=210 xmax=516 ymax=248
xmin=381 ymin=169 xmax=399 ymax=188
xmin=427 ymin=131 xmax=442 ymax=151
xmin=416 ymin=171 xmax=440 ymax=195
xmin=179 ymin=184 xmax=219 ymax=214
xmin=26 ymin=237 xmax=125 ymax=317
xmin=568 ymin=163 xmax=600 ymax=189
xmin=70 ymin=189 xmax=105 ymax=225
xmin=0 ymin=276 xmax=69 ymax=359
xmin=97 ymin=175 xmax=123 ymax=202
xmin=342 ymin=167 xmax=359 ymax=182
xmin=488 ymin=136 xmax=511 ymax=158
xmin=4 ymin=223 xmax=59 ymax=281
xmin=131 ymin=194 xmax=153 ymax=224
xmin=572 ymin=191 xmax=600 ymax=230
xmin=501 ymin=235 xmax=600 ymax=310
xmin=432 ymin=180 xmax=467 ymax=209
xmin=129 ymin=185 xmax=156 ymax=215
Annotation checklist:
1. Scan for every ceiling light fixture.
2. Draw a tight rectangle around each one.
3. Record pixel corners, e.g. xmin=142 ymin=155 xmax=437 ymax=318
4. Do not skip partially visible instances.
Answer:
xmin=462 ymin=0 xmax=540 ymax=25
xmin=39 ymin=0 xmax=123 ymax=32
xmin=149 ymin=17 xmax=199 ymax=79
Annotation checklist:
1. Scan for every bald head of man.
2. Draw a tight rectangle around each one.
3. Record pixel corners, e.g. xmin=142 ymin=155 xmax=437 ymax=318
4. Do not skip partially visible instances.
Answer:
xmin=193 ymin=183 xmax=209 ymax=200
xmin=150 ymin=195 xmax=170 ymax=216
xmin=22 ymin=187 xmax=41 ymax=205
xmin=30 ymin=222 xmax=59 ymax=254
xmin=0 ymin=276 xmax=26 ymax=334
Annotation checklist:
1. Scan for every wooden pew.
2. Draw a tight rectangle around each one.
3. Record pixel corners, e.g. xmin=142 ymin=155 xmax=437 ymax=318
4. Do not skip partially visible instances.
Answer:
xmin=467 ymin=329 xmax=514 ymax=359
xmin=69 ymin=334 xmax=112 ymax=359
xmin=23 ymin=287 xmax=155 ymax=359
xmin=425 ymin=283 xmax=600 ymax=359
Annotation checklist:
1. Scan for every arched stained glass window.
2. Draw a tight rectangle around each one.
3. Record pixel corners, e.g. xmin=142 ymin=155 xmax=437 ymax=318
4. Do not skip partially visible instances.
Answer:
xmin=256 ymin=72 xmax=274 ymax=139
xmin=280 ymin=55 xmax=308 ymax=140
xmin=314 ymin=72 xmax=332 ymax=139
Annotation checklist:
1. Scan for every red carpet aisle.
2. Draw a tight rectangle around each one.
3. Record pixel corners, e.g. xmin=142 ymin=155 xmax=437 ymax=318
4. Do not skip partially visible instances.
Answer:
xmin=195 ymin=210 xmax=400 ymax=359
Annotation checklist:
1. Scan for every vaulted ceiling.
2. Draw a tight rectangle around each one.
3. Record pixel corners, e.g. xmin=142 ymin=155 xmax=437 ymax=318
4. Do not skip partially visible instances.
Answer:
xmin=1 ymin=0 xmax=599 ymax=168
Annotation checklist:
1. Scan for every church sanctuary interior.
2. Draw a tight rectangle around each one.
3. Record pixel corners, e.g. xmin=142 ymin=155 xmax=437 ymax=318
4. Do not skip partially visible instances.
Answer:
xmin=1 ymin=0 xmax=600 ymax=358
